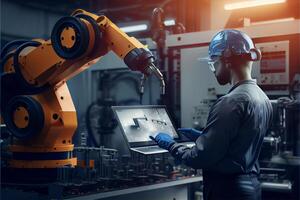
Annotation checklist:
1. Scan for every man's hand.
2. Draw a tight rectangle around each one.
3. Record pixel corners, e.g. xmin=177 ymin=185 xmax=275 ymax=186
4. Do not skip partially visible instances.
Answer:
xmin=178 ymin=128 xmax=203 ymax=141
xmin=150 ymin=132 xmax=176 ymax=150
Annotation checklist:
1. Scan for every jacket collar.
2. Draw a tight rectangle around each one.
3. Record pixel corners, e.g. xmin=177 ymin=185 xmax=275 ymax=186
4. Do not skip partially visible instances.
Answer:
xmin=228 ymin=79 xmax=257 ymax=93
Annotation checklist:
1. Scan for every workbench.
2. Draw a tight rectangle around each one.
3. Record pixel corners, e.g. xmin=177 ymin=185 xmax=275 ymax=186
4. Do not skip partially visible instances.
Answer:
xmin=2 ymin=176 xmax=203 ymax=200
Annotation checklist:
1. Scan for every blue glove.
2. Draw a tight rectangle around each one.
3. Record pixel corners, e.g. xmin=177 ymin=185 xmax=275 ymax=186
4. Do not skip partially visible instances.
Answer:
xmin=178 ymin=128 xmax=203 ymax=141
xmin=150 ymin=132 xmax=176 ymax=150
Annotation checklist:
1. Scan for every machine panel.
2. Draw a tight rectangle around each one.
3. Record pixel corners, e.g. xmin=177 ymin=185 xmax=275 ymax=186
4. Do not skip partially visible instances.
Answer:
xmin=252 ymin=41 xmax=289 ymax=86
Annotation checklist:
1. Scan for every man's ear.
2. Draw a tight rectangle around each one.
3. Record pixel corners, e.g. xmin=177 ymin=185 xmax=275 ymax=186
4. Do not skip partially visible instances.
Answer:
xmin=249 ymin=48 xmax=262 ymax=61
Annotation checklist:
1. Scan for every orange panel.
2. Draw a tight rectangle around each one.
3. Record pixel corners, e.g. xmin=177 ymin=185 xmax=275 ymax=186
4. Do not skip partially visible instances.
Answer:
xmin=11 ymin=83 xmax=77 ymax=157
xmin=3 ymin=56 xmax=15 ymax=73
xmin=13 ymin=106 xmax=29 ymax=129
xmin=100 ymin=16 xmax=145 ymax=58
xmin=61 ymin=27 xmax=76 ymax=48
xmin=9 ymin=158 xmax=77 ymax=168
xmin=77 ymin=160 xmax=95 ymax=168
xmin=19 ymin=40 xmax=64 ymax=83
xmin=10 ymin=144 xmax=74 ymax=153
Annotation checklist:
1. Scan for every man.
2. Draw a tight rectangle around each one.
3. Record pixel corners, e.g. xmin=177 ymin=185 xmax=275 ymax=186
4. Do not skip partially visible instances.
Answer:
xmin=150 ymin=30 xmax=273 ymax=200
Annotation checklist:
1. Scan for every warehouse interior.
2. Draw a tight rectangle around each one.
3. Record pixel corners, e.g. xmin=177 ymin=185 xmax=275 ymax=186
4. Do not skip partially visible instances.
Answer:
xmin=1 ymin=0 xmax=300 ymax=199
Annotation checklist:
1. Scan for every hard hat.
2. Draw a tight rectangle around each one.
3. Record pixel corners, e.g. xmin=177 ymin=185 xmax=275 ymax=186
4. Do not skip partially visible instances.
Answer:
xmin=208 ymin=29 xmax=261 ymax=61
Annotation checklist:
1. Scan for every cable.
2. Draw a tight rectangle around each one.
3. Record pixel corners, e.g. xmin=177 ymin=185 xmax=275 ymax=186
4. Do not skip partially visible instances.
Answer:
xmin=0 ymin=52 xmax=14 ymax=74
xmin=1 ymin=40 xmax=29 ymax=59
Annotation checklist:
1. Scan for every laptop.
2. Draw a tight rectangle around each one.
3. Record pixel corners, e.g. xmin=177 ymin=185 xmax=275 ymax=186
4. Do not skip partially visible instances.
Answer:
xmin=112 ymin=105 xmax=195 ymax=155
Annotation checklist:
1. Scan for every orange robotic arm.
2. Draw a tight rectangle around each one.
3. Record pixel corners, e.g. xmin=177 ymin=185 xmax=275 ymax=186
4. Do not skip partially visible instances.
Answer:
xmin=0 ymin=9 xmax=165 ymax=168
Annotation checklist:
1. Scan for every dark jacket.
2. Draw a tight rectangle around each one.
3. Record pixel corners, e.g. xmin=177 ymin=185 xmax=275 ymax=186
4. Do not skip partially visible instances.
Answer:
xmin=170 ymin=80 xmax=273 ymax=174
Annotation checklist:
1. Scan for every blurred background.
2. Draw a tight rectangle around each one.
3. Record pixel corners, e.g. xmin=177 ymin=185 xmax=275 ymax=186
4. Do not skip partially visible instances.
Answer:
xmin=2 ymin=0 xmax=299 ymax=41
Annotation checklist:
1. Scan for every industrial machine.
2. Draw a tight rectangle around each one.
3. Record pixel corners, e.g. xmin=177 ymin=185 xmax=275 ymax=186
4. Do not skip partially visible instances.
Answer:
xmin=1 ymin=10 xmax=202 ymax=200
xmin=0 ymin=9 xmax=165 ymax=170
xmin=164 ymin=19 xmax=300 ymax=128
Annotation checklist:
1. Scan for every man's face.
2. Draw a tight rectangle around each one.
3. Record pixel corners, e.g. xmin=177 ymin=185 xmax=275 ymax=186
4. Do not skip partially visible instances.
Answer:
xmin=208 ymin=56 xmax=231 ymax=85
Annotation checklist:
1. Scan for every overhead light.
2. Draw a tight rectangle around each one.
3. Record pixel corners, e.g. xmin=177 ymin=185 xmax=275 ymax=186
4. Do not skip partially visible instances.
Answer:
xmin=251 ymin=17 xmax=295 ymax=25
xmin=224 ymin=0 xmax=286 ymax=10
xmin=120 ymin=24 xmax=148 ymax=33
xmin=164 ymin=19 xmax=176 ymax=26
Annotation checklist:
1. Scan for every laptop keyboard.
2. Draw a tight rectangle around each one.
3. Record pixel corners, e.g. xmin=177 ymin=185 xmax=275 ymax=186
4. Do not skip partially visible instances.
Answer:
xmin=135 ymin=146 xmax=166 ymax=152
xmin=131 ymin=142 xmax=195 ymax=155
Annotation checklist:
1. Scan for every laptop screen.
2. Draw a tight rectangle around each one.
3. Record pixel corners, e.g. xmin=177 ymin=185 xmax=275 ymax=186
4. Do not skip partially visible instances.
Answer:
xmin=112 ymin=106 xmax=179 ymax=147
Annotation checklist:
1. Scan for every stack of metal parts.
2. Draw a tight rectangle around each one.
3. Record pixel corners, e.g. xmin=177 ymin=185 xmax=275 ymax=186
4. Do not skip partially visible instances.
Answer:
xmin=63 ymin=146 xmax=197 ymax=183
xmin=1 ymin=143 xmax=199 ymax=198
xmin=1 ymin=146 xmax=197 ymax=198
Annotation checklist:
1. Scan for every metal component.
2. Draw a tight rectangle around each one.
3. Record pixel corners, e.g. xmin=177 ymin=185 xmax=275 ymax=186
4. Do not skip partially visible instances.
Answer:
xmin=139 ymin=74 xmax=146 ymax=95
xmin=51 ymin=16 xmax=90 ymax=59
xmin=147 ymin=63 xmax=165 ymax=95
xmin=261 ymin=181 xmax=292 ymax=193
xmin=263 ymin=136 xmax=281 ymax=153
xmin=59 ymin=177 xmax=202 ymax=200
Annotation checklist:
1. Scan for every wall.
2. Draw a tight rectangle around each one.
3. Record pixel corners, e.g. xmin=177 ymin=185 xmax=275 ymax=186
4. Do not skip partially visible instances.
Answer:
xmin=210 ymin=0 xmax=232 ymax=30
xmin=1 ymin=0 xmax=63 ymax=42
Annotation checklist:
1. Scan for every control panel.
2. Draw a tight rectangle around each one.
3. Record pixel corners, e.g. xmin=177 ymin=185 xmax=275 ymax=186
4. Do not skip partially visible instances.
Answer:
xmin=252 ymin=41 xmax=289 ymax=86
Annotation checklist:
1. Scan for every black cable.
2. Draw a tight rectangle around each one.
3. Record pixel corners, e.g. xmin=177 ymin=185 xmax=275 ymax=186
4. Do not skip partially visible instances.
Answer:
xmin=1 ymin=40 xmax=29 ymax=59
xmin=0 ymin=51 xmax=14 ymax=74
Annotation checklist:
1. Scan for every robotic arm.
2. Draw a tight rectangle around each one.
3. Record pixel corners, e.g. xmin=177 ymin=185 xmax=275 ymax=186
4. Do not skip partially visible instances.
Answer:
xmin=0 ymin=9 xmax=165 ymax=168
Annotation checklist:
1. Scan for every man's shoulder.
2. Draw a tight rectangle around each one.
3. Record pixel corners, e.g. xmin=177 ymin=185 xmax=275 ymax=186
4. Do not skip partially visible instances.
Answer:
xmin=212 ymin=94 xmax=248 ymax=114
xmin=220 ymin=92 xmax=251 ymax=104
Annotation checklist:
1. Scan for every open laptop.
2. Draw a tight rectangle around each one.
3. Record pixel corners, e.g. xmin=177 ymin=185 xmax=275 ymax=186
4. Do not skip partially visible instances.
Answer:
xmin=112 ymin=105 xmax=195 ymax=155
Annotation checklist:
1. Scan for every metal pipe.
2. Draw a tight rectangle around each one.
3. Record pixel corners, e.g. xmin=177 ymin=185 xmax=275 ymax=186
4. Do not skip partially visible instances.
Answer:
xmin=148 ymin=63 xmax=166 ymax=95
xmin=261 ymin=181 xmax=292 ymax=193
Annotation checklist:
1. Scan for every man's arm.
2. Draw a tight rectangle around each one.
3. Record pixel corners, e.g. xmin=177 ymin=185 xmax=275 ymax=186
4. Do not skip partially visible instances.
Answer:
xmin=170 ymin=96 xmax=245 ymax=169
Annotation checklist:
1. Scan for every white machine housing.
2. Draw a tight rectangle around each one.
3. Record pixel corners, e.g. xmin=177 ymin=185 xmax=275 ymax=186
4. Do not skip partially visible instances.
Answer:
xmin=165 ymin=20 xmax=300 ymax=127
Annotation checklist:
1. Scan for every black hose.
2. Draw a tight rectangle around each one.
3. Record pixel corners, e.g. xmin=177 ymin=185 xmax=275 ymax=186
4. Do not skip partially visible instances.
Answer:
xmin=0 ymin=51 xmax=15 ymax=74
xmin=1 ymin=40 xmax=29 ymax=59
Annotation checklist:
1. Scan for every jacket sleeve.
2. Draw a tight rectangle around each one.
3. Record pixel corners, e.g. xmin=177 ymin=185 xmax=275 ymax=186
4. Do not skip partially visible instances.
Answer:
xmin=169 ymin=96 xmax=245 ymax=169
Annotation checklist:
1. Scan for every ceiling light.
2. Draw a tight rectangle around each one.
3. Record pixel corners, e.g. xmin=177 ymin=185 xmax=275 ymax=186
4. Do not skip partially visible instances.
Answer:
xmin=251 ymin=17 xmax=295 ymax=25
xmin=224 ymin=0 xmax=286 ymax=10
xmin=120 ymin=24 xmax=148 ymax=33
xmin=164 ymin=19 xmax=176 ymax=26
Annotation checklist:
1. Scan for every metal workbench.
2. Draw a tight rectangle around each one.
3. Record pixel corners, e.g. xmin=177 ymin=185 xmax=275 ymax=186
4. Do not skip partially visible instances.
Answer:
xmin=66 ymin=176 xmax=203 ymax=200
xmin=2 ymin=176 xmax=203 ymax=200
